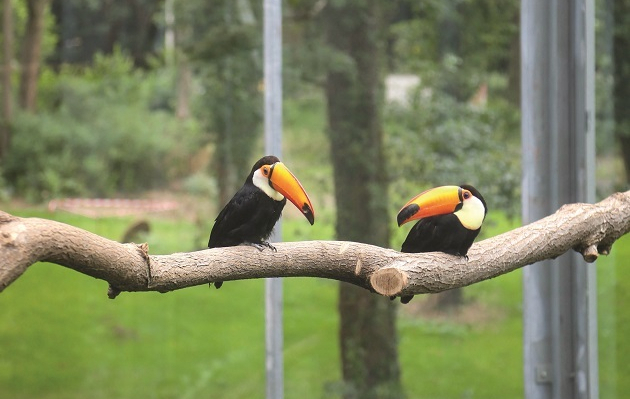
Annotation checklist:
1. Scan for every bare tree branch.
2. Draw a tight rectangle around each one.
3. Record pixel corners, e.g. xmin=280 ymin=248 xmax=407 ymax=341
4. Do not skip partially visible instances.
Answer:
xmin=1 ymin=190 xmax=630 ymax=299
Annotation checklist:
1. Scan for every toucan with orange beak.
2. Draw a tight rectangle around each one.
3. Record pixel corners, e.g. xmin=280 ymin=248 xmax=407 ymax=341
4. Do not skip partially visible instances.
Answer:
xmin=208 ymin=155 xmax=315 ymax=288
xmin=396 ymin=184 xmax=487 ymax=303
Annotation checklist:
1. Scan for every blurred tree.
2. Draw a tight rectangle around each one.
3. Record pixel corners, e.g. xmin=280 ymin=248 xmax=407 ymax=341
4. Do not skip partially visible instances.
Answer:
xmin=321 ymin=2 xmax=403 ymax=398
xmin=389 ymin=0 xmax=519 ymax=101
xmin=613 ymin=0 xmax=630 ymax=183
xmin=1 ymin=0 xmax=14 ymax=161
xmin=50 ymin=0 xmax=162 ymax=68
xmin=19 ymin=0 xmax=50 ymax=111
xmin=176 ymin=0 xmax=262 ymax=207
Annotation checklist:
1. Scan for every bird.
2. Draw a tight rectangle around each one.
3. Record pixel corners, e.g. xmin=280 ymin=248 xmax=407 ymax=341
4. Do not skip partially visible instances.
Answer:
xmin=395 ymin=184 xmax=487 ymax=304
xmin=208 ymin=155 xmax=315 ymax=288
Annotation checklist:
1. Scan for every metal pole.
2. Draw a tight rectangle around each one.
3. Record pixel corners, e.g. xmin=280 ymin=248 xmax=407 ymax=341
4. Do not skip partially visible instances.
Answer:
xmin=521 ymin=0 xmax=596 ymax=398
xmin=264 ymin=0 xmax=283 ymax=398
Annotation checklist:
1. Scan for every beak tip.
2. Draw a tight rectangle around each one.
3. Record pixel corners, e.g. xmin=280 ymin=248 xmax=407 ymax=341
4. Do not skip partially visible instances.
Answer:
xmin=306 ymin=213 xmax=315 ymax=225
xmin=303 ymin=205 xmax=315 ymax=225
xmin=397 ymin=204 xmax=419 ymax=227
xmin=396 ymin=214 xmax=404 ymax=227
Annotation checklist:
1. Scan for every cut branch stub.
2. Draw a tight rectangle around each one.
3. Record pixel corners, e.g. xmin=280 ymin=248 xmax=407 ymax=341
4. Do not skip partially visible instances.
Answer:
xmin=580 ymin=245 xmax=599 ymax=263
xmin=370 ymin=267 xmax=409 ymax=296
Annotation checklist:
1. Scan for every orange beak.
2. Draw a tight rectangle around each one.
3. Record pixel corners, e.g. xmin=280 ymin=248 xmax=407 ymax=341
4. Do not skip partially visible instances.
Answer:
xmin=397 ymin=185 xmax=462 ymax=227
xmin=269 ymin=162 xmax=315 ymax=225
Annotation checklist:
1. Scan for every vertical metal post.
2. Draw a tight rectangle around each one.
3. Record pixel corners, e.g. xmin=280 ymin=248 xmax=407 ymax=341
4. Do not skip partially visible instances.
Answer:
xmin=264 ymin=0 xmax=283 ymax=398
xmin=521 ymin=0 xmax=596 ymax=398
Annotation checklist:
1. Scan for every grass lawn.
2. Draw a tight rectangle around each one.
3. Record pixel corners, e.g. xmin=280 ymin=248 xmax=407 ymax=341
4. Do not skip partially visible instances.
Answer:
xmin=0 ymin=205 xmax=627 ymax=398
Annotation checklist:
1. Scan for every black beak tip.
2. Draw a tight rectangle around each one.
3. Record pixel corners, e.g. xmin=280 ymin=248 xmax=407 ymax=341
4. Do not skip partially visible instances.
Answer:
xmin=303 ymin=205 xmax=315 ymax=225
xmin=397 ymin=204 xmax=419 ymax=227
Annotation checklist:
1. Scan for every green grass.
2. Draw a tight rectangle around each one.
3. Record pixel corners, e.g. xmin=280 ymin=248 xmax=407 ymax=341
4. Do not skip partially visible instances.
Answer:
xmin=0 ymin=207 xmax=532 ymax=399
xmin=1 ymin=205 xmax=628 ymax=398
xmin=598 ymin=233 xmax=630 ymax=399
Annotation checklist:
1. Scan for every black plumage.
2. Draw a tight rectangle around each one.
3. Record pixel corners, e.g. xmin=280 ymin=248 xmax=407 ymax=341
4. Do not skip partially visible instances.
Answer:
xmin=401 ymin=212 xmax=480 ymax=256
xmin=208 ymin=181 xmax=285 ymax=249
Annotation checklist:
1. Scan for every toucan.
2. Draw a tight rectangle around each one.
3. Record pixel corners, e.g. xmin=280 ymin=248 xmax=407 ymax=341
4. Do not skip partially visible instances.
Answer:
xmin=208 ymin=155 xmax=315 ymax=288
xmin=395 ymin=184 xmax=487 ymax=304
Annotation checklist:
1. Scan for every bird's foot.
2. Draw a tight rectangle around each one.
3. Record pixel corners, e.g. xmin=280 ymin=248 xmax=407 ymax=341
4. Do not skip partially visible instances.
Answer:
xmin=247 ymin=241 xmax=277 ymax=252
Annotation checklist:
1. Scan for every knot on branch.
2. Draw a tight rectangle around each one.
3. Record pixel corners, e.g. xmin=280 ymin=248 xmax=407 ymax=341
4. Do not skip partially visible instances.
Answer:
xmin=0 ymin=211 xmax=17 ymax=224
xmin=135 ymin=242 xmax=152 ymax=285
xmin=134 ymin=242 xmax=149 ymax=259
xmin=370 ymin=267 xmax=408 ymax=296
xmin=610 ymin=191 xmax=630 ymax=206
xmin=107 ymin=284 xmax=122 ymax=299
xmin=557 ymin=202 xmax=586 ymax=214
xmin=576 ymin=245 xmax=599 ymax=263
xmin=0 ymin=222 xmax=25 ymax=248
xmin=573 ymin=223 xmax=608 ymax=262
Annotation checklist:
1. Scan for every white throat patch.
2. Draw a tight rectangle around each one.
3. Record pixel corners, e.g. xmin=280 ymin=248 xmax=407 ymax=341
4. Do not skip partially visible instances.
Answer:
xmin=454 ymin=195 xmax=485 ymax=230
xmin=252 ymin=168 xmax=285 ymax=201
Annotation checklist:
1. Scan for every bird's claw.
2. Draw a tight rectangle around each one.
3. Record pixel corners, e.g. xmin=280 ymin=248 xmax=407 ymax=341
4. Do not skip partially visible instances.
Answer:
xmin=248 ymin=241 xmax=277 ymax=252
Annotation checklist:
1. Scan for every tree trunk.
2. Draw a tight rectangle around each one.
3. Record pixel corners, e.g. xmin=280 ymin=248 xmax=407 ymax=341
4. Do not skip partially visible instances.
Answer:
xmin=428 ymin=288 xmax=464 ymax=311
xmin=19 ymin=0 xmax=49 ymax=111
xmin=322 ymin=2 xmax=403 ymax=398
xmin=176 ymin=59 xmax=191 ymax=120
xmin=614 ymin=0 xmax=630 ymax=183
xmin=1 ymin=0 xmax=13 ymax=160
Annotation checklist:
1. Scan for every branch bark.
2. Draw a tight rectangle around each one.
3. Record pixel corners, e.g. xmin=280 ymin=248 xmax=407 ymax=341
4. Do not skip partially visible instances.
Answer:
xmin=1 ymin=190 xmax=630 ymax=298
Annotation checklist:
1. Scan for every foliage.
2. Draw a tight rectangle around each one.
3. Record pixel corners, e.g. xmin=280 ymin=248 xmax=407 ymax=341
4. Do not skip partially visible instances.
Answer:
xmin=172 ymin=0 xmax=264 ymax=202
xmin=389 ymin=0 xmax=519 ymax=76
xmin=385 ymin=70 xmax=521 ymax=218
xmin=3 ymin=50 xmax=201 ymax=201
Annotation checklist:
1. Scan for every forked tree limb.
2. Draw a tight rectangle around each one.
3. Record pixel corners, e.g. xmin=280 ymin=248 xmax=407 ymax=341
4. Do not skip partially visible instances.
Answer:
xmin=1 ymin=190 xmax=630 ymax=299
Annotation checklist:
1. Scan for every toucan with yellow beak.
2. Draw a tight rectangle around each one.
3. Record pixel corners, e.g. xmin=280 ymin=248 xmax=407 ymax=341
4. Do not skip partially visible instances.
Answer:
xmin=208 ymin=155 xmax=315 ymax=288
xmin=396 ymin=184 xmax=487 ymax=303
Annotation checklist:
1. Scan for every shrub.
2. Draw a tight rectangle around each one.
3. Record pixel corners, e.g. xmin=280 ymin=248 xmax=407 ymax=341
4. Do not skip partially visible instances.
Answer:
xmin=385 ymin=78 xmax=521 ymax=217
xmin=5 ymin=51 xmax=201 ymax=201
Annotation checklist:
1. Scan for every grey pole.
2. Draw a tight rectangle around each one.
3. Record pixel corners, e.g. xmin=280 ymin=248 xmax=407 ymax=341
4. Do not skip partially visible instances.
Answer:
xmin=263 ymin=0 xmax=284 ymax=398
xmin=521 ymin=0 xmax=596 ymax=398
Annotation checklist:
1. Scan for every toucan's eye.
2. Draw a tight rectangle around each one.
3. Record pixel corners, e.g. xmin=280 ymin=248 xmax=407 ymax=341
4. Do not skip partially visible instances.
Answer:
xmin=463 ymin=191 xmax=471 ymax=200
xmin=262 ymin=166 xmax=270 ymax=176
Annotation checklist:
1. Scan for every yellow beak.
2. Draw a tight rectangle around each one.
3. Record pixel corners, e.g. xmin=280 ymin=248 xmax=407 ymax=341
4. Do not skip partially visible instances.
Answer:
xmin=397 ymin=185 xmax=462 ymax=227
xmin=269 ymin=162 xmax=315 ymax=225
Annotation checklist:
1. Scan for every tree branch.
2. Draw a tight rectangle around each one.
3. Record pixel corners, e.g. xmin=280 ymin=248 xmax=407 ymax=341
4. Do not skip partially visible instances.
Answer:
xmin=1 ymin=190 xmax=630 ymax=299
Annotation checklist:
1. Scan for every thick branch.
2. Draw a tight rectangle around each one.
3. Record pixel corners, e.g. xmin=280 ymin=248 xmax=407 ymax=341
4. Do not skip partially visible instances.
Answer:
xmin=1 ymin=191 xmax=630 ymax=298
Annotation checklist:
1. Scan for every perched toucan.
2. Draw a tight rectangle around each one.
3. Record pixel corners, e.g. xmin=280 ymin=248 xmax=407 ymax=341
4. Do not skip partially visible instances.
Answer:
xmin=208 ymin=155 xmax=315 ymax=288
xmin=396 ymin=184 xmax=487 ymax=303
